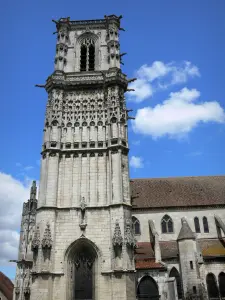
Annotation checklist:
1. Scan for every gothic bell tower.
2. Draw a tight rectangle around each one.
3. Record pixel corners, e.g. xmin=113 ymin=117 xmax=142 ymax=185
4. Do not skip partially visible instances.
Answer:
xmin=14 ymin=15 xmax=136 ymax=300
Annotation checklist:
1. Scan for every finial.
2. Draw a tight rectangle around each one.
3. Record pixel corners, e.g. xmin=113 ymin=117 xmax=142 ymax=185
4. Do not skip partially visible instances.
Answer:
xmin=30 ymin=181 xmax=37 ymax=200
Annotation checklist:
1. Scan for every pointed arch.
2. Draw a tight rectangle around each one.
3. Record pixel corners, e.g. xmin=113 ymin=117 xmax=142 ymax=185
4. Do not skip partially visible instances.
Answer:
xmin=203 ymin=216 xmax=209 ymax=233
xmin=206 ymin=273 xmax=219 ymax=299
xmin=137 ymin=276 xmax=160 ymax=299
xmin=219 ymin=272 xmax=225 ymax=298
xmin=161 ymin=214 xmax=174 ymax=233
xmin=65 ymin=237 xmax=101 ymax=300
xmin=77 ymin=33 xmax=99 ymax=72
xmin=194 ymin=217 xmax=201 ymax=233
xmin=169 ymin=267 xmax=183 ymax=299
xmin=132 ymin=216 xmax=141 ymax=235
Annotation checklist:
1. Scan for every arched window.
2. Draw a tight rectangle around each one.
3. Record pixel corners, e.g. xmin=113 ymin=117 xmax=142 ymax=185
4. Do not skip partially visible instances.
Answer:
xmin=137 ymin=276 xmax=160 ymax=300
xmin=80 ymin=38 xmax=95 ymax=71
xmin=194 ymin=217 xmax=201 ymax=233
xmin=206 ymin=273 xmax=219 ymax=300
xmin=132 ymin=216 xmax=141 ymax=235
xmin=169 ymin=267 xmax=183 ymax=299
xmin=203 ymin=216 xmax=209 ymax=233
xmin=161 ymin=215 xmax=174 ymax=233
xmin=219 ymin=272 xmax=225 ymax=298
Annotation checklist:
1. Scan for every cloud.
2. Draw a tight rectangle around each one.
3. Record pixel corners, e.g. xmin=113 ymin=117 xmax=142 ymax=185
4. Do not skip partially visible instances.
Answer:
xmin=132 ymin=87 xmax=225 ymax=139
xmin=0 ymin=172 xmax=32 ymax=265
xmin=130 ymin=156 xmax=144 ymax=169
xmin=23 ymin=166 xmax=34 ymax=171
xmin=16 ymin=163 xmax=34 ymax=172
xmin=128 ymin=61 xmax=200 ymax=102
xmin=131 ymin=140 xmax=140 ymax=146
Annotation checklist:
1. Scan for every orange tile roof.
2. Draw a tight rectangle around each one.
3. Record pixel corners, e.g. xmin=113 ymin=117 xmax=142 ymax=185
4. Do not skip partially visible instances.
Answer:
xmin=135 ymin=259 xmax=165 ymax=270
xmin=200 ymin=239 xmax=225 ymax=257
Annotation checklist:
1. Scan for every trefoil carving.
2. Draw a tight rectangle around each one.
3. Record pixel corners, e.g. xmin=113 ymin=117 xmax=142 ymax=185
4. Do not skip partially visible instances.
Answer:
xmin=42 ymin=223 xmax=53 ymax=249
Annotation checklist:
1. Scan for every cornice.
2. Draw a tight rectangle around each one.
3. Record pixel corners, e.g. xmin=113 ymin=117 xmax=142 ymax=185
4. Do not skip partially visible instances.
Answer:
xmin=45 ymin=70 xmax=128 ymax=92
xmin=37 ymin=202 xmax=132 ymax=212
xmin=132 ymin=204 xmax=225 ymax=212
xmin=41 ymin=144 xmax=129 ymax=157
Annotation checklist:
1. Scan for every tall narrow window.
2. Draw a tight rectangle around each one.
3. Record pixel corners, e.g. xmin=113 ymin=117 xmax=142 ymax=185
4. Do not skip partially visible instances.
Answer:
xmin=190 ymin=261 xmax=193 ymax=269
xmin=219 ymin=272 xmax=225 ymax=298
xmin=194 ymin=217 xmax=201 ymax=233
xmin=161 ymin=215 xmax=174 ymax=233
xmin=89 ymin=44 xmax=95 ymax=71
xmin=80 ymin=45 xmax=87 ymax=71
xmin=193 ymin=286 xmax=197 ymax=294
xmin=132 ymin=216 xmax=141 ymax=235
xmin=80 ymin=38 xmax=95 ymax=71
xmin=203 ymin=216 xmax=209 ymax=233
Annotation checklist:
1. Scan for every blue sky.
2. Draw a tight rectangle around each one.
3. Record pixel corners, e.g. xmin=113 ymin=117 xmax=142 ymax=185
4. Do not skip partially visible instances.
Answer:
xmin=1 ymin=0 xmax=225 ymax=280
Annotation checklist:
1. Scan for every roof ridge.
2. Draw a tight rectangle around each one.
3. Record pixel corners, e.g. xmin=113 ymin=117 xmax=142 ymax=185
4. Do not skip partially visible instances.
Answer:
xmin=131 ymin=175 xmax=225 ymax=181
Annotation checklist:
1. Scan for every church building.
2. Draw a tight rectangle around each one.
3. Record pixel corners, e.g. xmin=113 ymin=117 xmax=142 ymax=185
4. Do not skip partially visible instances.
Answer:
xmin=13 ymin=15 xmax=225 ymax=300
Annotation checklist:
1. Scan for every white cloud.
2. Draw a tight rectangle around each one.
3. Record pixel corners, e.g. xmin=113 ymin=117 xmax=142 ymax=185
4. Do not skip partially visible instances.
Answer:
xmin=130 ymin=156 xmax=144 ymax=168
xmin=0 ymin=172 xmax=32 ymax=265
xmin=23 ymin=166 xmax=34 ymax=171
xmin=16 ymin=163 xmax=34 ymax=172
xmin=128 ymin=79 xmax=153 ymax=103
xmin=132 ymin=87 xmax=225 ymax=139
xmin=128 ymin=61 xmax=200 ymax=102
xmin=132 ymin=140 xmax=140 ymax=146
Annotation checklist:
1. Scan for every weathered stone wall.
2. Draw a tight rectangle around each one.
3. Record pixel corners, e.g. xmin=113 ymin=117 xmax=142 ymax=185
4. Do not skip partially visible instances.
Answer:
xmin=133 ymin=207 xmax=225 ymax=242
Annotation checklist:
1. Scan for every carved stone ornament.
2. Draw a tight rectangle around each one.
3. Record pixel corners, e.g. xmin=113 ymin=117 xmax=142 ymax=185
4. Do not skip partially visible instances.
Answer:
xmin=24 ymin=287 xmax=30 ymax=294
xmin=79 ymin=197 xmax=87 ymax=230
xmin=42 ymin=223 xmax=53 ymax=249
xmin=80 ymin=197 xmax=87 ymax=211
xmin=124 ymin=219 xmax=136 ymax=248
xmin=112 ymin=220 xmax=123 ymax=247
xmin=31 ymin=226 xmax=40 ymax=251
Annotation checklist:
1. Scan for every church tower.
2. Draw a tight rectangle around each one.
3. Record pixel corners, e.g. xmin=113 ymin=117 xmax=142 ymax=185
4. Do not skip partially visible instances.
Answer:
xmin=14 ymin=15 xmax=136 ymax=300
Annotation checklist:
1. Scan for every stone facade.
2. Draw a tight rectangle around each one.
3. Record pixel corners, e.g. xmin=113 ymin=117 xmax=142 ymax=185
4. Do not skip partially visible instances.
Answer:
xmin=13 ymin=15 xmax=225 ymax=300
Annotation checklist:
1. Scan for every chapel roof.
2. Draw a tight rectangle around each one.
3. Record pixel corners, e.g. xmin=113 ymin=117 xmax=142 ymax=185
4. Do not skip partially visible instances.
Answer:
xmin=131 ymin=175 xmax=225 ymax=209
xmin=0 ymin=272 xmax=13 ymax=300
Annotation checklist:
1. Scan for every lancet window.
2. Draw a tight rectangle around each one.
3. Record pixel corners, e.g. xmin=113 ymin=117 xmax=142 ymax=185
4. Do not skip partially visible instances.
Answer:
xmin=194 ymin=217 xmax=201 ymax=233
xmin=132 ymin=216 xmax=141 ymax=235
xmin=80 ymin=38 xmax=95 ymax=71
xmin=203 ymin=216 xmax=209 ymax=233
xmin=161 ymin=215 xmax=174 ymax=233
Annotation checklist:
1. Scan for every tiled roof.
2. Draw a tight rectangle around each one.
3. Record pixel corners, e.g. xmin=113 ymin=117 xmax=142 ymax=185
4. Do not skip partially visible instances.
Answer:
xmin=159 ymin=241 xmax=179 ymax=258
xmin=199 ymin=239 xmax=225 ymax=257
xmin=135 ymin=259 xmax=165 ymax=270
xmin=0 ymin=272 xmax=13 ymax=300
xmin=131 ymin=176 xmax=225 ymax=208
xmin=135 ymin=242 xmax=155 ymax=259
